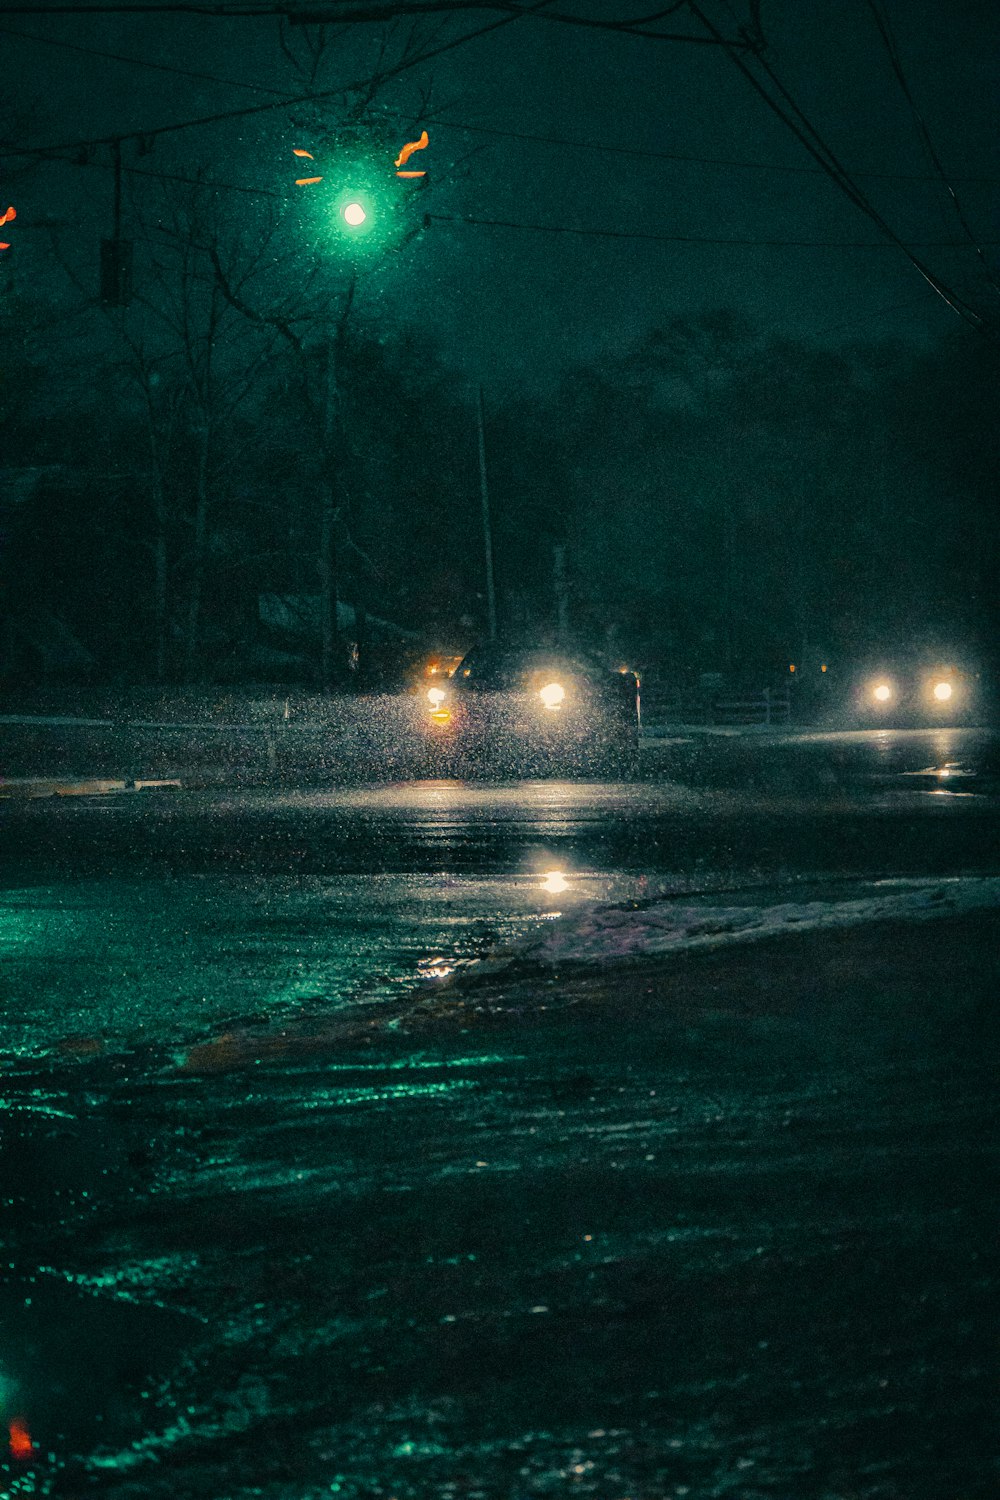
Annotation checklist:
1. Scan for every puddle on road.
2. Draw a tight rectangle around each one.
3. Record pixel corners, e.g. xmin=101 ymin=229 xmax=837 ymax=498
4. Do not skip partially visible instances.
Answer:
xmin=0 ymin=863 xmax=642 ymax=1060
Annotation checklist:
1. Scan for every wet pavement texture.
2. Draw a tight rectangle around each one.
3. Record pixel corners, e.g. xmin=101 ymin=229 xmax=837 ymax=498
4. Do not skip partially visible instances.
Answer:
xmin=1 ymin=727 xmax=998 ymax=1497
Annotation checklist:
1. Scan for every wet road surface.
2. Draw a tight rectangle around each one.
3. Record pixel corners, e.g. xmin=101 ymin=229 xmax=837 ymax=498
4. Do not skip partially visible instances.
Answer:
xmin=1 ymin=727 xmax=998 ymax=1497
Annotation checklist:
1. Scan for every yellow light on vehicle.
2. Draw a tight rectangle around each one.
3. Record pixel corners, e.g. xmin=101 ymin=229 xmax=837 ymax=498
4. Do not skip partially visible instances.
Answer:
xmin=430 ymin=708 xmax=451 ymax=723
xmin=873 ymin=682 xmax=892 ymax=703
xmin=539 ymin=681 xmax=565 ymax=710
xmin=427 ymin=686 xmax=446 ymax=707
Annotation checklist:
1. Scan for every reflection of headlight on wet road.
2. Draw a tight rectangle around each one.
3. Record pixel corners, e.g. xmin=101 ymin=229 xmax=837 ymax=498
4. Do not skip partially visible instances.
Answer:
xmin=539 ymin=682 xmax=565 ymax=710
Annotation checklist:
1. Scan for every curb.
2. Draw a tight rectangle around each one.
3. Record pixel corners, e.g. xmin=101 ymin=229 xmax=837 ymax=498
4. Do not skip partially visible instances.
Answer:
xmin=0 ymin=777 xmax=183 ymax=800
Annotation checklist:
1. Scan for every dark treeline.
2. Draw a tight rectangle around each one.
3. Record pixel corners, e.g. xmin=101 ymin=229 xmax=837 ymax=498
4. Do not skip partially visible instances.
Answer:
xmin=2 ymin=292 xmax=996 ymax=692
xmin=491 ymin=313 xmax=997 ymax=687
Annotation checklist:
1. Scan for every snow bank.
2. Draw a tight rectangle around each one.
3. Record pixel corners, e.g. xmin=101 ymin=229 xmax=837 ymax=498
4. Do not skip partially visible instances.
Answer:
xmin=504 ymin=877 xmax=1000 ymax=968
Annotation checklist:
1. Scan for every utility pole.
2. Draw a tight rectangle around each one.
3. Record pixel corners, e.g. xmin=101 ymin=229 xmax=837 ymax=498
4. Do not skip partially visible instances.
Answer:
xmin=553 ymin=543 xmax=569 ymax=643
xmin=318 ymin=278 xmax=356 ymax=692
xmin=100 ymin=138 xmax=132 ymax=306
xmin=319 ymin=337 xmax=340 ymax=694
xmin=476 ymin=385 xmax=498 ymax=641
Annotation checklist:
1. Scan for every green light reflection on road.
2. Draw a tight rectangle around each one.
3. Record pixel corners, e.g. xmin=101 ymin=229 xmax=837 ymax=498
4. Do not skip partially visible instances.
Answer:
xmin=289 ymin=1054 xmax=519 ymax=1073
xmin=297 ymin=1078 xmax=478 ymax=1108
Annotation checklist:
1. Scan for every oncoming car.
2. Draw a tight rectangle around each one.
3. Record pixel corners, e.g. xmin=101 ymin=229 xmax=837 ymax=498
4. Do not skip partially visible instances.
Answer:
xmin=416 ymin=642 xmax=641 ymax=777
xmin=856 ymin=662 xmax=977 ymax=723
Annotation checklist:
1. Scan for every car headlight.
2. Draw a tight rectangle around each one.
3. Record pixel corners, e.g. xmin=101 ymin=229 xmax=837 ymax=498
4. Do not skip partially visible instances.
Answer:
xmin=427 ymin=686 xmax=447 ymax=708
xmin=538 ymin=681 xmax=565 ymax=710
xmin=931 ymin=679 xmax=953 ymax=702
xmin=871 ymin=681 xmax=893 ymax=704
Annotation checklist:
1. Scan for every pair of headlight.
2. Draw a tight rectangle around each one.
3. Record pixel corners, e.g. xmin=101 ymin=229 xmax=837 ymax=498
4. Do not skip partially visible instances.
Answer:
xmin=869 ymin=676 xmax=957 ymax=705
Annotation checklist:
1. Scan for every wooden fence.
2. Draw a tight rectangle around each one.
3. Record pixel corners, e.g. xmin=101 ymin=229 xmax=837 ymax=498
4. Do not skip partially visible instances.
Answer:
xmin=640 ymin=683 xmax=792 ymax=727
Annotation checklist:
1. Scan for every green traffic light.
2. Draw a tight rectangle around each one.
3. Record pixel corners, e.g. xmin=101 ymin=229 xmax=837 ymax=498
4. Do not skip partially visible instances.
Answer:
xmin=332 ymin=186 xmax=379 ymax=241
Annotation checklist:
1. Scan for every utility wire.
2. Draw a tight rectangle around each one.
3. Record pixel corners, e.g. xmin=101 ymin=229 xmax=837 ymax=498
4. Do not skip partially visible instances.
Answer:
xmin=423 ymin=115 xmax=1000 ymax=186
xmin=0 ymin=0 xmax=744 ymax=38
xmin=0 ymin=23 xmax=295 ymax=97
xmin=684 ymin=1 xmax=988 ymax=333
xmin=19 ymin=145 xmax=999 ymax=254
xmin=6 ymin=24 xmax=998 ymax=190
xmin=863 ymin=0 xmax=998 ymax=291
xmin=7 ymin=0 xmax=994 ymax=319
xmin=15 ymin=128 xmax=998 ymax=261
xmin=689 ymin=5 xmax=983 ymax=325
xmin=807 ymin=285 xmax=970 ymax=341
xmin=4 ymin=0 xmax=556 ymax=159
xmin=425 ymin=209 xmax=998 ymax=250
xmin=711 ymin=4 xmax=993 ymax=328
xmin=7 ymin=0 xmax=1000 ymax=196
xmin=273 ymin=2 xmax=752 ymax=44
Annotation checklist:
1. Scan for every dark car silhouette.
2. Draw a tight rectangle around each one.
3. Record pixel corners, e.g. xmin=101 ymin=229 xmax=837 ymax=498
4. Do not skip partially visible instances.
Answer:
xmin=417 ymin=642 xmax=640 ymax=777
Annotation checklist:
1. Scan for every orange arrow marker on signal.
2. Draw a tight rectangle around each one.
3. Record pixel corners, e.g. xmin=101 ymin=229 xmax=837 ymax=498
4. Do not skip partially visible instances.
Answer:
xmin=394 ymin=130 xmax=428 ymax=168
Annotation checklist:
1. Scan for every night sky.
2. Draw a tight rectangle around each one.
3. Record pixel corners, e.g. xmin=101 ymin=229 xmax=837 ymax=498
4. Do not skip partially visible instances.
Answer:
xmin=4 ymin=0 xmax=998 ymax=387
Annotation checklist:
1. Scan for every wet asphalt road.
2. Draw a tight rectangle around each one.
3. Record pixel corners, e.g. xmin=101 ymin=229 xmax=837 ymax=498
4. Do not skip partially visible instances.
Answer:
xmin=1 ymin=726 xmax=998 ymax=1498
xmin=1 ymin=726 xmax=999 ymax=1054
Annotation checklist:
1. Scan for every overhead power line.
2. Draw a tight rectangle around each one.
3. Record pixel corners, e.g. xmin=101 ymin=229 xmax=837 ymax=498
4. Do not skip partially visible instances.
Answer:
xmin=4 ymin=0 xmax=556 ymax=159
xmin=22 ymin=144 xmax=1000 ymax=257
xmin=807 ymin=284 xmax=974 ymax=342
xmin=6 ymin=22 xmax=998 ymax=192
xmin=424 ymin=116 xmax=1000 ymax=186
xmin=425 ymin=209 xmax=998 ymax=250
xmin=684 ymin=1 xmax=990 ymax=335
xmin=0 ymin=23 xmax=295 ymax=96
xmin=864 ymin=0 xmax=998 ymax=292
xmin=0 ymin=0 xmax=748 ymax=42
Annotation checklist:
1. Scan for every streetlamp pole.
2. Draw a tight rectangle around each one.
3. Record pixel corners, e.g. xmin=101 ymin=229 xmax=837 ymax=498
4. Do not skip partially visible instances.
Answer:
xmin=319 ymin=336 xmax=340 ymax=694
xmin=476 ymin=384 xmax=498 ymax=641
xmin=317 ymin=278 xmax=356 ymax=693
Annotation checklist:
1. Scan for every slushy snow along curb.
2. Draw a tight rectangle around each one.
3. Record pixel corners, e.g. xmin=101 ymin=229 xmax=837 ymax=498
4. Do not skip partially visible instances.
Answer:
xmin=497 ymin=876 xmax=1000 ymax=969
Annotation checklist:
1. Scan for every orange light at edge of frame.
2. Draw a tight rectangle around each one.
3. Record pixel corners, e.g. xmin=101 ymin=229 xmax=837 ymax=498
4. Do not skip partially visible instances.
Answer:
xmin=9 ymin=1419 xmax=33 ymax=1460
